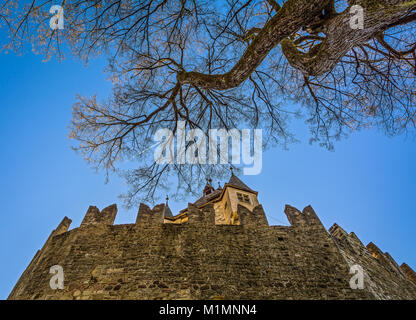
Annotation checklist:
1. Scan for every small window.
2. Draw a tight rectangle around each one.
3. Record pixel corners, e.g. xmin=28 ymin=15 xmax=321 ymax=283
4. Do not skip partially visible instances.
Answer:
xmin=237 ymin=192 xmax=250 ymax=204
xmin=237 ymin=192 xmax=244 ymax=201
xmin=243 ymin=194 xmax=250 ymax=204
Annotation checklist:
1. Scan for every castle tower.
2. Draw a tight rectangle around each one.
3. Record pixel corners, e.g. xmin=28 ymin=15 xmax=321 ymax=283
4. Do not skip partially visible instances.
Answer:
xmin=218 ymin=170 xmax=260 ymax=224
xmin=163 ymin=170 xmax=260 ymax=225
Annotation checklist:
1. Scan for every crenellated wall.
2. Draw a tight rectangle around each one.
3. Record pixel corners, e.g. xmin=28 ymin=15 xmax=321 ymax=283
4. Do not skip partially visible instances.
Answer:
xmin=400 ymin=263 xmax=416 ymax=286
xmin=8 ymin=202 xmax=416 ymax=300
xmin=81 ymin=204 xmax=118 ymax=226
xmin=329 ymin=224 xmax=416 ymax=299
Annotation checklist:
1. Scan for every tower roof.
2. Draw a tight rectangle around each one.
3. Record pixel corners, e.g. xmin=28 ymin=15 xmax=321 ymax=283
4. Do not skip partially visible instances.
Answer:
xmin=163 ymin=204 xmax=173 ymax=217
xmin=193 ymin=189 xmax=222 ymax=207
xmin=227 ymin=173 xmax=255 ymax=193
xmin=164 ymin=196 xmax=173 ymax=217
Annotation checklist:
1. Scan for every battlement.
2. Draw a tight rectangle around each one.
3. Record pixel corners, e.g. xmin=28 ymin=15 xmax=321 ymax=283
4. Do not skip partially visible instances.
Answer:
xmin=70 ymin=201 xmax=321 ymax=231
xmin=283 ymin=204 xmax=328 ymax=234
xmin=8 ymin=172 xmax=416 ymax=301
xmin=53 ymin=216 xmax=72 ymax=236
xmin=136 ymin=203 xmax=165 ymax=225
xmin=364 ymin=242 xmax=406 ymax=277
xmin=400 ymin=263 xmax=416 ymax=285
xmin=328 ymin=223 xmax=416 ymax=297
xmin=81 ymin=204 xmax=117 ymax=227
xmin=329 ymin=223 xmax=366 ymax=252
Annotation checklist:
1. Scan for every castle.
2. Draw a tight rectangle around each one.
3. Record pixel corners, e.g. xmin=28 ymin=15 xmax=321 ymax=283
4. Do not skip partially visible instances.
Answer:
xmin=8 ymin=173 xmax=416 ymax=299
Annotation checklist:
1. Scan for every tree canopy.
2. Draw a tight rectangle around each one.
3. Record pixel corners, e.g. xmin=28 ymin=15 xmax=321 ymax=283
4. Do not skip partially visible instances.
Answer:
xmin=2 ymin=0 xmax=416 ymax=205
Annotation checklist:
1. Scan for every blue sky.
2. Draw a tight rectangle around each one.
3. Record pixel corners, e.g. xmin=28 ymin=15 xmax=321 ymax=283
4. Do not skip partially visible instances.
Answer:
xmin=1 ymin=47 xmax=415 ymax=299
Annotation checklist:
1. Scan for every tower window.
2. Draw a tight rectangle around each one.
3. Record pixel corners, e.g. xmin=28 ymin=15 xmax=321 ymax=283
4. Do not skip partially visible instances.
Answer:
xmin=243 ymin=194 xmax=250 ymax=203
xmin=237 ymin=192 xmax=250 ymax=204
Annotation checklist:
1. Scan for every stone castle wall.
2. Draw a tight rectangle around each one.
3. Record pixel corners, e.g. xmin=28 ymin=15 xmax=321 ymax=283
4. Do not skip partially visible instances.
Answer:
xmin=8 ymin=202 xmax=416 ymax=300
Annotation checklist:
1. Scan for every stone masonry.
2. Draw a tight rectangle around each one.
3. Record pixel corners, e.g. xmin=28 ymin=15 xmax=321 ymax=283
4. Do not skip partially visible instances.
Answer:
xmin=8 ymin=201 xmax=416 ymax=300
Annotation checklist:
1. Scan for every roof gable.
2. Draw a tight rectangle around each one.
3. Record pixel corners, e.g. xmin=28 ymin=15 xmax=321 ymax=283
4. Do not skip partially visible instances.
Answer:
xmin=227 ymin=174 xmax=255 ymax=193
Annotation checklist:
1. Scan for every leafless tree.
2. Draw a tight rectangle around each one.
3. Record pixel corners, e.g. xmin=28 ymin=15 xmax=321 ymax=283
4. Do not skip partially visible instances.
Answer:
xmin=1 ymin=0 xmax=416 ymax=206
